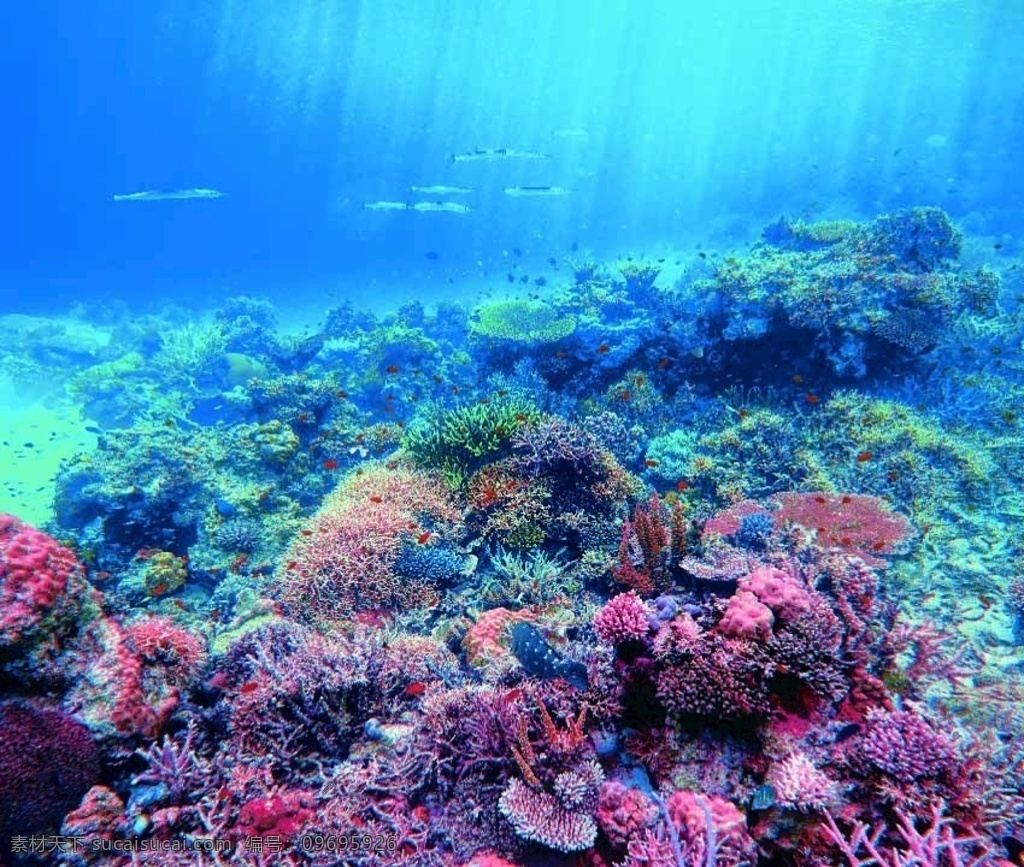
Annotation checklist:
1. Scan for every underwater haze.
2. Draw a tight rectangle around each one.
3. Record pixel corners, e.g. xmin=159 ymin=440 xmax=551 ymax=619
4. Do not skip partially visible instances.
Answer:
xmin=1 ymin=0 xmax=1022 ymax=312
xmin=4 ymin=2 xmax=1024 ymax=866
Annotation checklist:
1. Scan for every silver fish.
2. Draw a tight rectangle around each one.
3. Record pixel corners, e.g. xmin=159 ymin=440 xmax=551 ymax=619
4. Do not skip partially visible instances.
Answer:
xmin=410 ymin=184 xmax=474 ymax=195
xmin=450 ymin=147 xmax=550 ymax=165
xmin=113 ymin=188 xmax=225 ymax=202
xmin=363 ymin=201 xmax=409 ymax=211
xmin=503 ymin=186 xmax=572 ymax=197
xmin=410 ymin=201 xmax=470 ymax=214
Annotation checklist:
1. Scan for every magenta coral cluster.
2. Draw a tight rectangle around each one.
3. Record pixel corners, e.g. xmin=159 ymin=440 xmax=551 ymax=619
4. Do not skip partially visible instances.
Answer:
xmin=594 ymin=591 xmax=650 ymax=645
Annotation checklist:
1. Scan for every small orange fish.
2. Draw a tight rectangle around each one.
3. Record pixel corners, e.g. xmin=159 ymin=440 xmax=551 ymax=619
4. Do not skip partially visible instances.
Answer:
xmin=239 ymin=681 xmax=260 ymax=695
xmin=805 ymin=394 xmax=821 ymax=404
xmin=386 ymin=365 xmax=399 ymax=374
xmin=515 ymin=413 xmax=528 ymax=422
xmin=337 ymin=390 xmax=348 ymax=399
xmin=597 ymin=344 xmax=611 ymax=354
xmin=555 ymin=350 xmax=567 ymax=359
xmin=404 ymin=682 xmax=427 ymax=697
xmin=677 ymin=480 xmax=689 ymax=491
xmin=149 ymin=582 xmax=169 ymax=596
xmin=301 ymin=529 xmax=313 ymax=536
xmin=657 ymin=357 xmax=671 ymax=369
xmin=297 ymin=412 xmax=310 ymax=422
xmin=644 ymin=459 xmax=659 ymax=468
xmin=417 ymin=531 xmax=432 ymax=545
xmin=856 ymin=451 xmax=872 ymax=463
xmin=620 ymin=389 xmax=631 ymax=401
xmin=792 ymin=374 xmax=803 ymax=384
xmin=369 ymin=495 xmax=383 ymax=503
xmin=286 ymin=560 xmax=298 ymax=570
xmin=323 ymin=459 xmax=339 ymax=470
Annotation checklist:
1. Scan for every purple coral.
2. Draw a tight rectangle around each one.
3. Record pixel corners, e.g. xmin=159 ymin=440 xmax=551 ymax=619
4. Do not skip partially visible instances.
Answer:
xmin=594 ymin=592 xmax=650 ymax=645
xmin=498 ymin=775 xmax=599 ymax=852
xmin=1 ymin=703 xmax=100 ymax=846
xmin=857 ymin=708 xmax=958 ymax=784
xmin=767 ymin=751 xmax=838 ymax=812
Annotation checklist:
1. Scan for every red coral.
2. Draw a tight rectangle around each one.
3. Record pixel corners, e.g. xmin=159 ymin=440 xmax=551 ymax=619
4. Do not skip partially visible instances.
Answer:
xmin=614 ymin=492 xmax=687 ymax=595
xmin=236 ymin=789 xmax=315 ymax=843
xmin=774 ymin=492 xmax=912 ymax=567
xmin=0 ymin=514 xmax=83 ymax=646
xmin=594 ymin=592 xmax=651 ymax=645
xmin=127 ymin=617 xmax=207 ymax=686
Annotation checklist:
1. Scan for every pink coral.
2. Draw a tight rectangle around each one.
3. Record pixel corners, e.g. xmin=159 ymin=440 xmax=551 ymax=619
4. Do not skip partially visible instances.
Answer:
xmin=463 ymin=607 xmax=534 ymax=671
xmin=127 ymin=617 xmax=207 ymax=686
xmin=774 ymin=491 xmax=913 ymax=567
xmin=274 ymin=461 xmax=461 ymax=620
xmin=597 ymin=780 xmax=659 ymax=848
xmin=498 ymin=777 xmax=598 ymax=852
xmin=594 ymin=591 xmax=650 ymax=645
xmin=60 ymin=785 xmax=127 ymax=845
xmin=718 ymin=589 xmax=775 ymax=641
xmin=665 ymin=790 xmax=758 ymax=865
xmin=767 ymin=751 xmax=838 ymax=811
xmin=738 ymin=566 xmax=811 ymax=622
xmin=1 ymin=703 xmax=100 ymax=843
xmin=703 ymin=499 xmax=770 ymax=538
xmin=0 ymin=514 xmax=83 ymax=646
xmin=857 ymin=708 xmax=958 ymax=784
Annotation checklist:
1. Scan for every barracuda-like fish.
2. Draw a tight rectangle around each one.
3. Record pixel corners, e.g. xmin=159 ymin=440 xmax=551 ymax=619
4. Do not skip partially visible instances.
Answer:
xmin=409 ymin=201 xmax=471 ymax=214
xmin=503 ymin=186 xmax=572 ymax=197
xmin=363 ymin=201 xmax=409 ymax=211
xmin=450 ymin=147 xmax=550 ymax=165
xmin=113 ymin=188 xmax=225 ymax=202
xmin=410 ymin=184 xmax=475 ymax=195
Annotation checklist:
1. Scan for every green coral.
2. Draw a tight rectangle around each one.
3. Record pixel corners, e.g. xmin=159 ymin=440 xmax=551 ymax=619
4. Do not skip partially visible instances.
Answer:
xmin=470 ymin=299 xmax=576 ymax=344
xmin=804 ymin=391 xmax=995 ymax=519
xmin=402 ymin=397 xmax=542 ymax=489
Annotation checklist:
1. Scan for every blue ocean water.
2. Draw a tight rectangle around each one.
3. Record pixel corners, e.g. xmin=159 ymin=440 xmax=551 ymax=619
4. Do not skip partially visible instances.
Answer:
xmin=2 ymin=3 xmax=1024 ymax=866
xmin=1 ymin=0 xmax=1021 ymax=315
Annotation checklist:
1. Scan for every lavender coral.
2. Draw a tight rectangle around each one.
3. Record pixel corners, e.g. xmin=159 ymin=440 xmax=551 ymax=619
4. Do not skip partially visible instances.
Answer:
xmin=498 ymin=760 xmax=604 ymax=852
